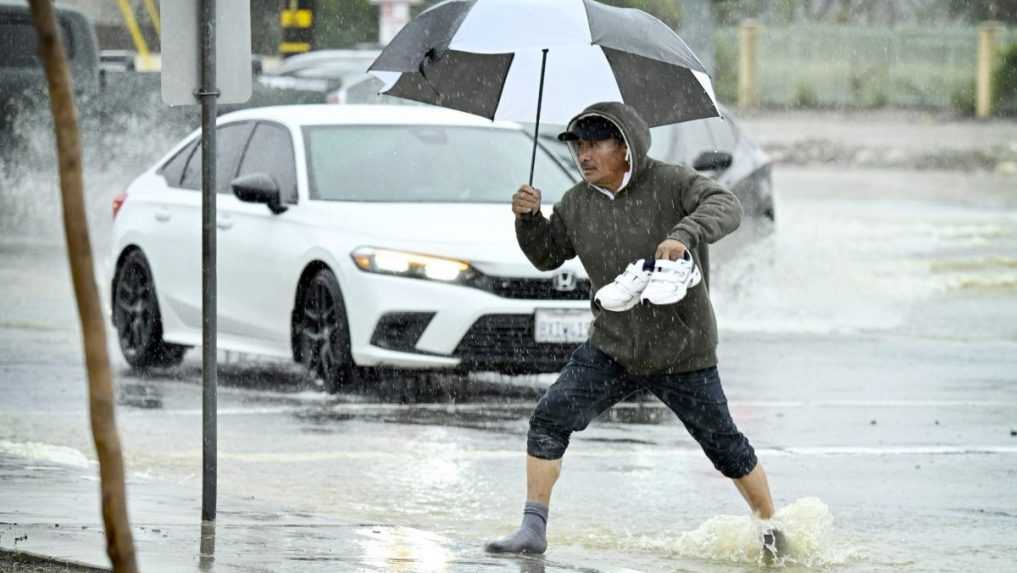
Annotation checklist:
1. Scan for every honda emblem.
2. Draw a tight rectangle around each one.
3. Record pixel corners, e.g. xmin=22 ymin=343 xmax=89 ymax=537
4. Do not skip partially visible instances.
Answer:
xmin=551 ymin=271 xmax=577 ymax=292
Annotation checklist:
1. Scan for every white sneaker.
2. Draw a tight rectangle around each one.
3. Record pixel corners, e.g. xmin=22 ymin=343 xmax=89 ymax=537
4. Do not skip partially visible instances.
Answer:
xmin=594 ymin=259 xmax=654 ymax=312
xmin=639 ymin=251 xmax=702 ymax=306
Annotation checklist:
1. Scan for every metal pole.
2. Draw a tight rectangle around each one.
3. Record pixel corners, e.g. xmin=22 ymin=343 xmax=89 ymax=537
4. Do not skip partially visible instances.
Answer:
xmin=528 ymin=48 xmax=548 ymax=187
xmin=197 ymin=0 xmax=219 ymax=523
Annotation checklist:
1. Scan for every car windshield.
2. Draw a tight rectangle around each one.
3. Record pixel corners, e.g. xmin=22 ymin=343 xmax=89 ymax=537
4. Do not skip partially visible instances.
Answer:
xmin=303 ymin=125 xmax=576 ymax=203
xmin=0 ymin=15 xmax=75 ymax=67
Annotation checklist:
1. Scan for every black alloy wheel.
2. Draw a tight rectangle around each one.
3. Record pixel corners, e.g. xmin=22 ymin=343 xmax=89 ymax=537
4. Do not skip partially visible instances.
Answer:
xmin=112 ymin=250 xmax=186 ymax=369
xmin=297 ymin=268 xmax=354 ymax=393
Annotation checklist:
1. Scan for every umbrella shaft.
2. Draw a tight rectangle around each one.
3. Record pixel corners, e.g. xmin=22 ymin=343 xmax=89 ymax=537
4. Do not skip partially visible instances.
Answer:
xmin=529 ymin=48 xmax=549 ymax=188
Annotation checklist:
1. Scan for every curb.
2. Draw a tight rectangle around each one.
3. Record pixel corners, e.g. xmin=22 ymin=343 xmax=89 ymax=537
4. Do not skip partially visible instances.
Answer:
xmin=0 ymin=548 xmax=109 ymax=572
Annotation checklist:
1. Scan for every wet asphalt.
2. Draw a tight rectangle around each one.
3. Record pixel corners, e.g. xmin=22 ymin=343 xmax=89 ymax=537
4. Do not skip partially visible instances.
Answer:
xmin=2 ymin=165 xmax=1017 ymax=572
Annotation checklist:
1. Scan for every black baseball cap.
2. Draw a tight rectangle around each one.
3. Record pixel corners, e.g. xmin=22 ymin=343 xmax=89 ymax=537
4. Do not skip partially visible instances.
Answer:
xmin=557 ymin=115 xmax=623 ymax=143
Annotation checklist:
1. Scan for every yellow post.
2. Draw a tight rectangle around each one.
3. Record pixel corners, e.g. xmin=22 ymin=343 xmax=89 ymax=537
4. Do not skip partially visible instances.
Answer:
xmin=976 ymin=21 xmax=1002 ymax=119
xmin=115 ymin=0 xmax=153 ymax=69
xmin=280 ymin=0 xmax=314 ymax=56
xmin=142 ymin=0 xmax=160 ymax=38
xmin=738 ymin=19 xmax=761 ymax=109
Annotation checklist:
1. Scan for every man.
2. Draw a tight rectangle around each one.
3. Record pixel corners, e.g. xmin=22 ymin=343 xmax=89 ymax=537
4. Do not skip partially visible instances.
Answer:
xmin=485 ymin=102 xmax=785 ymax=561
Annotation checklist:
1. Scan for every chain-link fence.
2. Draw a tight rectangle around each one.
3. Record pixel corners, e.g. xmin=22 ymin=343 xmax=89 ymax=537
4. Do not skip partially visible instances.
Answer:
xmin=715 ymin=24 xmax=1017 ymax=109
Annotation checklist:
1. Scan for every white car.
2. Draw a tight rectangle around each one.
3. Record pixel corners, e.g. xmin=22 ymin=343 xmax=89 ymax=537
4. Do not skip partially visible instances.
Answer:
xmin=108 ymin=105 xmax=589 ymax=391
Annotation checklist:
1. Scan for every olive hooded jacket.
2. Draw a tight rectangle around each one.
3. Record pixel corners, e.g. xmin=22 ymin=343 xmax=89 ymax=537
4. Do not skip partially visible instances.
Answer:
xmin=515 ymin=101 xmax=743 ymax=374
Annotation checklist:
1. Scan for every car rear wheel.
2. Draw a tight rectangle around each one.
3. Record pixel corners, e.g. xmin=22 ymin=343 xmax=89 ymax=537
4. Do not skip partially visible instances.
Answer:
xmin=296 ymin=268 xmax=354 ymax=393
xmin=112 ymin=249 xmax=187 ymax=369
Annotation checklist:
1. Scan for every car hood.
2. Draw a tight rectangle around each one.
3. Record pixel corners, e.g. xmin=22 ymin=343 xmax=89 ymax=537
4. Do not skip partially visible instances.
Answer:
xmin=305 ymin=201 xmax=586 ymax=279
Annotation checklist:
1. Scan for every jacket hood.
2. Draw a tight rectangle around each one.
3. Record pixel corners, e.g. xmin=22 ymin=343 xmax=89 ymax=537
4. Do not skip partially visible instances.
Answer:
xmin=565 ymin=102 xmax=652 ymax=188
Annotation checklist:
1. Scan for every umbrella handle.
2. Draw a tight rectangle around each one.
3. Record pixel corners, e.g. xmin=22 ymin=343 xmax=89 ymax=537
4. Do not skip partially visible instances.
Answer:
xmin=528 ymin=49 xmax=549 ymax=188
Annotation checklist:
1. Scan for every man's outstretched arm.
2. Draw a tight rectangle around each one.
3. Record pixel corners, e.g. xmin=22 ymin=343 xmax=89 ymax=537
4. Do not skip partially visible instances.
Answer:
xmin=666 ymin=168 xmax=743 ymax=251
xmin=513 ymin=185 xmax=576 ymax=271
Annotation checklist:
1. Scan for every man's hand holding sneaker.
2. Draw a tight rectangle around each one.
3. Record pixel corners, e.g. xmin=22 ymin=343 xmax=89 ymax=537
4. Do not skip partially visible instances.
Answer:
xmin=655 ymin=239 xmax=687 ymax=261
xmin=594 ymin=239 xmax=701 ymax=311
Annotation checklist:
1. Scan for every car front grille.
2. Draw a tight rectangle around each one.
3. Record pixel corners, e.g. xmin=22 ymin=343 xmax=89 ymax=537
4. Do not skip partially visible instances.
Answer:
xmin=453 ymin=314 xmax=579 ymax=374
xmin=473 ymin=276 xmax=592 ymax=301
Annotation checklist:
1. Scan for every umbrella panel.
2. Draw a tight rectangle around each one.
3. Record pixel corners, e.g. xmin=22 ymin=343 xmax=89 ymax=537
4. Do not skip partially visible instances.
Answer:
xmin=385 ymin=50 xmax=515 ymax=120
xmin=382 ymin=46 xmax=718 ymax=128
xmin=602 ymin=48 xmax=719 ymax=127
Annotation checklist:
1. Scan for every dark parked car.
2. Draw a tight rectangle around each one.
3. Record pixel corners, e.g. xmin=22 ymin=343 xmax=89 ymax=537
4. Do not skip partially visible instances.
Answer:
xmin=0 ymin=0 xmax=99 ymax=103
xmin=650 ymin=105 xmax=774 ymax=225
xmin=0 ymin=1 xmax=99 ymax=155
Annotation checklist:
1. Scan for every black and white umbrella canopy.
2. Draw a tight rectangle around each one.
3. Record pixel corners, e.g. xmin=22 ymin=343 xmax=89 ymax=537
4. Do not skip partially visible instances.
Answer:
xmin=368 ymin=0 xmax=720 ymax=128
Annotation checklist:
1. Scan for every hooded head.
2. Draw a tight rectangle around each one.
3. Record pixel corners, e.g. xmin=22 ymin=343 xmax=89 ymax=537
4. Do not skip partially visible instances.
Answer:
xmin=557 ymin=102 xmax=652 ymax=193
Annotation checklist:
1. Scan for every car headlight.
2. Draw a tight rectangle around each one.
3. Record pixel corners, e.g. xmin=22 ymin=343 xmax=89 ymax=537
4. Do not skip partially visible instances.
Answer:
xmin=351 ymin=247 xmax=477 ymax=283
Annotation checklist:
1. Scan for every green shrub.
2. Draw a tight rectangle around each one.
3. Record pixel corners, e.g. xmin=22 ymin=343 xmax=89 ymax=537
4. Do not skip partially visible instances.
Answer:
xmin=791 ymin=81 xmax=819 ymax=108
xmin=863 ymin=85 xmax=889 ymax=108
xmin=994 ymin=42 xmax=1017 ymax=116
xmin=950 ymin=80 xmax=977 ymax=116
xmin=713 ymin=35 xmax=739 ymax=104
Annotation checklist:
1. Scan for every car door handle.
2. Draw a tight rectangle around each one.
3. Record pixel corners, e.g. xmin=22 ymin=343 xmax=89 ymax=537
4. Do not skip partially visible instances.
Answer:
xmin=154 ymin=209 xmax=170 ymax=222
xmin=216 ymin=216 xmax=234 ymax=230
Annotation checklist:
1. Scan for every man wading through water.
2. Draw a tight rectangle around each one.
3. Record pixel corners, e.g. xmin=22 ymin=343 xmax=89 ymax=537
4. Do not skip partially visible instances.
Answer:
xmin=485 ymin=102 xmax=787 ymax=561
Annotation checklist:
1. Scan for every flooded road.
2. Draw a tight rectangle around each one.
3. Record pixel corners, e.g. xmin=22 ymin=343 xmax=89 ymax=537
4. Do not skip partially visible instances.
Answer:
xmin=2 ymin=166 xmax=1016 ymax=571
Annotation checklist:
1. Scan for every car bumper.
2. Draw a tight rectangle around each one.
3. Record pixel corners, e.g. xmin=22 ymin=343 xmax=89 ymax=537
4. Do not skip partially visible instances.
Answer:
xmin=343 ymin=270 xmax=591 ymax=373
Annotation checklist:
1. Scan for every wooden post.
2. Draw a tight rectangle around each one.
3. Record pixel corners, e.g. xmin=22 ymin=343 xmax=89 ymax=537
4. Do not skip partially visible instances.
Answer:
xmin=27 ymin=1 xmax=139 ymax=572
xmin=738 ymin=19 xmax=761 ymax=109
xmin=976 ymin=21 xmax=1002 ymax=119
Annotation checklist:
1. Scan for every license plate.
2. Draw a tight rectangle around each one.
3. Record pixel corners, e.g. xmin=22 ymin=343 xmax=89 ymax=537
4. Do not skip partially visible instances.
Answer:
xmin=534 ymin=309 xmax=592 ymax=343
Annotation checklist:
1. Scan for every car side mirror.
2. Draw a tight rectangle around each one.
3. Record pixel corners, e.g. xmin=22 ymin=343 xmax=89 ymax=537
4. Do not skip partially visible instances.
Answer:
xmin=231 ymin=173 xmax=287 ymax=214
xmin=693 ymin=151 xmax=733 ymax=172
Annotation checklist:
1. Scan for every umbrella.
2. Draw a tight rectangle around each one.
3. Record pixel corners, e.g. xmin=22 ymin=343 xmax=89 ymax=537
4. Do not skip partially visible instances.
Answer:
xmin=368 ymin=0 xmax=720 ymax=185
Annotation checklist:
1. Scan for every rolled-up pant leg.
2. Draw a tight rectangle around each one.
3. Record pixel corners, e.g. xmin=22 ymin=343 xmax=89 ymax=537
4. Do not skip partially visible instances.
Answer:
xmin=646 ymin=366 xmax=758 ymax=479
xmin=527 ymin=342 xmax=640 ymax=460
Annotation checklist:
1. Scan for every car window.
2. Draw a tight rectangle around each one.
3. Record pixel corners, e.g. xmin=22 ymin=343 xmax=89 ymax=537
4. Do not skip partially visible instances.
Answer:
xmin=180 ymin=123 xmax=254 ymax=193
xmin=648 ymin=124 xmax=679 ymax=163
xmin=672 ymin=120 xmax=717 ymax=166
xmin=539 ymin=135 xmax=580 ymax=180
xmin=704 ymin=116 xmax=737 ymax=154
xmin=236 ymin=123 xmax=298 ymax=204
xmin=302 ymin=125 xmax=576 ymax=203
xmin=160 ymin=140 xmax=197 ymax=188
xmin=0 ymin=13 xmax=75 ymax=67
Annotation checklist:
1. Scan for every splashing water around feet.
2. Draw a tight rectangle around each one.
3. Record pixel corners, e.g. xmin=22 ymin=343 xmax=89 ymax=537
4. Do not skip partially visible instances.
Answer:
xmin=667 ymin=498 xmax=857 ymax=567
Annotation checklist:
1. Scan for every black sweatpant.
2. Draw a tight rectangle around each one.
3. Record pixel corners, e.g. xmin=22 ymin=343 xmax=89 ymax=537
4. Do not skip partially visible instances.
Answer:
xmin=527 ymin=342 xmax=758 ymax=479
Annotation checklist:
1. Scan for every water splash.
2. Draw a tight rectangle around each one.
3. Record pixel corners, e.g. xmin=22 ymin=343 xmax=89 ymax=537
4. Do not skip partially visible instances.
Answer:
xmin=712 ymin=234 xmax=912 ymax=334
xmin=0 ymin=81 xmax=191 ymax=250
xmin=0 ymin=439 xmax=91 ymax=468
xmin=665 ymin=498 xmax=856 ymax=567
xmin=553 ymin=498 xmax=857 ymax=569
xmin=711 ymin=190 xmax=1017 ymax=334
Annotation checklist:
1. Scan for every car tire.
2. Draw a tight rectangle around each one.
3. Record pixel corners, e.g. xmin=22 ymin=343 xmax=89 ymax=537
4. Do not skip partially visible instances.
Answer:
xmin=112 ymin=249 xmax=187 ymax=369
xmin=295 ymin=268 xmax=355 ymax=393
